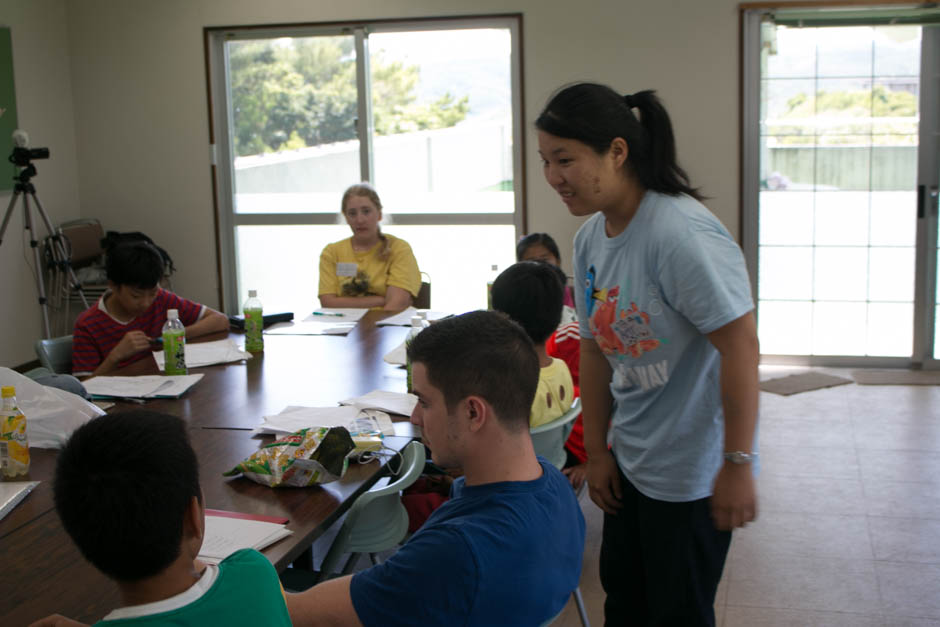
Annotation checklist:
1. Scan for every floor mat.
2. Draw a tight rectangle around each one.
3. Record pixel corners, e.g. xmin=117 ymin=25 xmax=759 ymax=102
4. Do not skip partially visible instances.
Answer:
xmin=760 ymin=372 xmax=853 ymax=396
xmin=852 ymin=369 xmax=940 ymax=385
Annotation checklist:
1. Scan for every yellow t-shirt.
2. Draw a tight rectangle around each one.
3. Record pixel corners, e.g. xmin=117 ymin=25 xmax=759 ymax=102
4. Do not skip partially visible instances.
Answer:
xmin=318 ymin=234 xmax=421 ymax=301
xmin=529 ymin=358 xmax=575 ymax=428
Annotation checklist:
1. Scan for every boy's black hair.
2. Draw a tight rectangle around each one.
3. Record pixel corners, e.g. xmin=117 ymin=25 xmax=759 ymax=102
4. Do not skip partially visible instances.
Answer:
xmin=407 ymin=310 xmax=538 ymax=432
xmin=54 ymin=411 xmax=201 ymax=582
xmin=516 ymin=233 xmax=562 ymax=264
xmin=491 ymin=261 xmax=565 ymax=345
xmin=536 ymin=82 xmax=703 ymax=200
xmin=105 ymin=241 xmax=165 ymax=289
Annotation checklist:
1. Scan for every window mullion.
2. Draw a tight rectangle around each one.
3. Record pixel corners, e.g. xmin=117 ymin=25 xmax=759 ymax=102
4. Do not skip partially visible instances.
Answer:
xmin=354 ymin=28 xmax=374 ymax=182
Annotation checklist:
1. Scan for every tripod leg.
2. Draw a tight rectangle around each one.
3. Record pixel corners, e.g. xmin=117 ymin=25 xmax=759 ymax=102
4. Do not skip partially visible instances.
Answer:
xmin=21 ymin=195 xmax=53 ymax=339
xmin=29 ymin=191 xmax=89 ymax=310
xmin=0 ymin=190 xmax=21 ymax=246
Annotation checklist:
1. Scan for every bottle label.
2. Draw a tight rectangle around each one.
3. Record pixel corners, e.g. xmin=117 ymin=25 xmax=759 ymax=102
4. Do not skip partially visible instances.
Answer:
xmin=0 ymin=407 xmax=30 ymax=477
xmin=245 ymin=308 xmax=264 ymax=352
xmin=163 ymin=330 xmax=188 ymax=375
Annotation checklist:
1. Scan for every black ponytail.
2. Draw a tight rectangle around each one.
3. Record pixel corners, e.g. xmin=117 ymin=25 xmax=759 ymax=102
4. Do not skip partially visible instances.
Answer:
xmin=536 ymin=83 xmax=703 ymax=201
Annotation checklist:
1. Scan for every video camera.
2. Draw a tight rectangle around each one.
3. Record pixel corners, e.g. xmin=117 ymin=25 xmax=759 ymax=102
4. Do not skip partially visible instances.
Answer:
xmin=8 ymin=130 xmax=49 ymax=167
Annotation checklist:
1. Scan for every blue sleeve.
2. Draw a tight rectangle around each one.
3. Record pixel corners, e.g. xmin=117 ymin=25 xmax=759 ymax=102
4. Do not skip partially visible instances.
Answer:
xmin=350 ymin=525 xmax=478 ymax=627
xmin=572 ymin=224 xmax=591 ymax=341
xmin=658 ymin=228 xmax=754 ymax=334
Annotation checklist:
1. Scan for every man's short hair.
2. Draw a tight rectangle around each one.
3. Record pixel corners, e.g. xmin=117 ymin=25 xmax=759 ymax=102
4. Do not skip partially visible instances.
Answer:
xmin=491 ymin=261 xmax=566 ymax=345
xmin=407 ymin=310 xmax=539 ymax=431
xmin=54 ymin=411 xmax=201 ymax=582
xmin=105 ymin=241 xmax=164 ymax=289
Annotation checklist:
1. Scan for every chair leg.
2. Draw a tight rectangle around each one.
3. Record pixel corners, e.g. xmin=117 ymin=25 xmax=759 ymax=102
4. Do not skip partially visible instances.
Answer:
xmin=573 ymin=586 xmax=590 ymax=627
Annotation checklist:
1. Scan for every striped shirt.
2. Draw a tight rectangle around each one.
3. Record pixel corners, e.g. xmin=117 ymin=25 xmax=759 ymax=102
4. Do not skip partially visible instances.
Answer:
xmin=72 ymin=289 xmax=205 ymax=376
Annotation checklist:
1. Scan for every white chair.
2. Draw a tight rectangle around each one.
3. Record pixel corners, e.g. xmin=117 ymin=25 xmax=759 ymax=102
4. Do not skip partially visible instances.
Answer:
xmin=316 ymin=440 xmax=426 ymax=581
xmin=530 ymin=397 xmax=581 ymax=470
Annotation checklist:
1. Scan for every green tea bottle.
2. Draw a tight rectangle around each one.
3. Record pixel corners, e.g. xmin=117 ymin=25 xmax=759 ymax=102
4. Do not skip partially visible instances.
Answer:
xmin=162 ymin=308 xmax=188 ymax=375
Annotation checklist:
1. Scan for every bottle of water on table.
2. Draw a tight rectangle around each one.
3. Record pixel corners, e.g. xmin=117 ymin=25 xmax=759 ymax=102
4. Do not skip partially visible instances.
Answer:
xmin=163 ymin=308 xmax=187 ymax=375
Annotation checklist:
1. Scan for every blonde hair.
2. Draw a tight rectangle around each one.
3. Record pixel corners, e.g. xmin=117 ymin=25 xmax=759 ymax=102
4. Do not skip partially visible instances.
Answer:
xmin=341 ymin=182 xmax=390 ymax=260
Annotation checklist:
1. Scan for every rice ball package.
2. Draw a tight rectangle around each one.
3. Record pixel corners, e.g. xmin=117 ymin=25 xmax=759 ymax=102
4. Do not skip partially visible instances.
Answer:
xmin=224 ymin=426 xmax=355 ymax=487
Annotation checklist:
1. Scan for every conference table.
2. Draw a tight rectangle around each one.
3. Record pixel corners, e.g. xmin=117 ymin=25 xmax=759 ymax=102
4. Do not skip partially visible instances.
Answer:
xmin=0 ymin=311 xmax=419 ymax=626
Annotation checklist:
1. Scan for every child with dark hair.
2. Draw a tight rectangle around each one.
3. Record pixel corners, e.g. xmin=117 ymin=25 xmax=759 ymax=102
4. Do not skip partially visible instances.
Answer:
xmin=72 ymin=241 xmax=228 ymax=377
xmin=491 ymin=261 xmax=575 ymax=434
xmin=42 ymin=411 xmax=291 ymax=626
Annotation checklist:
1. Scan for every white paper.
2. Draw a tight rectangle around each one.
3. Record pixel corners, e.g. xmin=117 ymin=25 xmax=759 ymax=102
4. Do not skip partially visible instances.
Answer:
xmin=305 ymin=308 xmax=368 ymax=322
xmin=254 ymin=406 xmax=394 ymax=436
xmin=383 ymin=339 xmax=407 ymax=366
xmin=375 ymin=308 xmax=452 ymax=326
xmin=153 ymin=339 xmax=252 ymax=371
xmin=264 ymin=320 xmax=356 ymax=336
xmin=198 ymin=515 xmax=293 ymax=563
xmin=0 ymin=481 xmax=39 ymax=522
xmin=83 ymin=374 xmax=204 ymax=399
xmin=340 ymin=390 xmax=417 ymax=417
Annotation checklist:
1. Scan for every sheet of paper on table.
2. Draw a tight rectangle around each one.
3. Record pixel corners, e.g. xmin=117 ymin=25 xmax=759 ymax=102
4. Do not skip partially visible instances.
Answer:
xmin=254 ymin=405 xmax=395 ymax=436
xmin=198 ymin=511 xmax=292 ymax=564
xmin=383 ymin=339 xmax=407 ymax=366
xmin=153 ymin=339 xmax=252 ymax=371
xmin=375 ymin=307 xmax=452 ymax=327
xmin=340 ymin=389 xmax=418 ymax=417
xmin=83 ymin=374 xmax=204 ymax=399
xmin=264 ymin=320 xmax=357 ymax=336
xmin=0 ymin=481 xmax=39 ymax=522
xmin=306 ymin=308 xmax=369 ymax=322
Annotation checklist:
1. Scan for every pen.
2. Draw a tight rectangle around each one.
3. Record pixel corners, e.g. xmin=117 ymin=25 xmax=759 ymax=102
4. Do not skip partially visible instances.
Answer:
xmin=312 ymin=311 xmax=345 ymax=317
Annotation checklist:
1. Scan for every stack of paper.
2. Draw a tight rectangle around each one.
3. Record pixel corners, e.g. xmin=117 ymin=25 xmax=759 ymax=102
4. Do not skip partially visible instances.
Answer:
xmin=153 ymin=339 xmax=251 ymax=371
xmin=83 ymin=374 xmax=204 ymax=399
xmin=340 ymin=390 xmax=417 ymax=417
xmin=254 ymin=406 xmax=395 ymax=436
xmin=0 ymin=481 xmax=39 ymax=522
xmin=198 ymin=509 xmax=292 ymax=565
xmin=264 ymin=320 xmax=356 ymax=336
xmin=383 ymin=340 xmax=407 ymax=366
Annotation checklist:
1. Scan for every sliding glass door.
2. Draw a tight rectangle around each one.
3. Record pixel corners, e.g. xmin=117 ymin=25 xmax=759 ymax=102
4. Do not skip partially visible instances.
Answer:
xmin=742 ymin=10 xmax=940 ymax=367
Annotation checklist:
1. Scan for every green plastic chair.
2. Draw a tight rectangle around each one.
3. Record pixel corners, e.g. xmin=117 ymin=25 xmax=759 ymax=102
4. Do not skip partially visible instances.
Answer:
xmin=530 ymin=397 xmax=581 ymax=470
xmin=34 ymin=335 xmax=74 ymax=374
xmin=316 ymin=440 xmax=426 ymax=581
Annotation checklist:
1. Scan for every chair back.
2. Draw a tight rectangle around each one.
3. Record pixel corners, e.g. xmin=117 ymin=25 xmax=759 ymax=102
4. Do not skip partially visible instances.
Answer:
xmin=35 ymin=335 xmax=74 ymax=374
xmin=317 ymin=440 xmax=426 ymax=579
xmin=58 ymin=219 xmax=104 ymax=267
xmin=414 ymin=272 xmax=431 ymax=309
xmin=530 ymin=397 xmax=581 ymax=470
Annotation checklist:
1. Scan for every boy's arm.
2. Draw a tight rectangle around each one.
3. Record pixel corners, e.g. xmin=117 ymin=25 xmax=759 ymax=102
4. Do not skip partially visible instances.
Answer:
xmin=185 ymin=307 xmax=229 ymax=339
xmin=28 ymin=614 xmax=88 ymax=627
xmin=87 ymin=331 xmax=154 ymax=377
xmin=285 ymin=575 xmax=363 ymax=627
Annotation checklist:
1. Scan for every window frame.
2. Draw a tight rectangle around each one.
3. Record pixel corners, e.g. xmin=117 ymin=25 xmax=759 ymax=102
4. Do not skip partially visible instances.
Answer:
xmin=204 ymin=14 xmax=526 ymax=313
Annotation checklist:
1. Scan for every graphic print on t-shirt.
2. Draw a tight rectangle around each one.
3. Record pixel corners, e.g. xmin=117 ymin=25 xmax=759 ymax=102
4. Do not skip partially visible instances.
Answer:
xmin=341 ymin=270 xmax=371 ymax=296
xmin=587 ymin=268 xmax=662 ymax=359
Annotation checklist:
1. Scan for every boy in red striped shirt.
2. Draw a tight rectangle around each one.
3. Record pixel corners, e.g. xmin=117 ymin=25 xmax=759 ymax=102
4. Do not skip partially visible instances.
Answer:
xmin=72 ymin=242 xmax=228 ymax=377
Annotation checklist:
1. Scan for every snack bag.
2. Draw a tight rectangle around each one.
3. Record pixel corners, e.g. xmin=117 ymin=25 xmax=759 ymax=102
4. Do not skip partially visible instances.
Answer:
xmin=224 ymin=426 xmax=355 ymax=487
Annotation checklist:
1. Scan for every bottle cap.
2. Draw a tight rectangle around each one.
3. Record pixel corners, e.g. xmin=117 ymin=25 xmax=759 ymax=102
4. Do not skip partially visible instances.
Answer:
xmin=167 ymin=309 xmax=179 ymax=319
xmin=1 ymin=386 xmax=15 ymax=398
xmin=248 ymin=290 xmax=257 ymax=298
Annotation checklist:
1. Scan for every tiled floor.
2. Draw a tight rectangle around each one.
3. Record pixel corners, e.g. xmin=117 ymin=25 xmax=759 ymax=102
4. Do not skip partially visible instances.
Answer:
xmin=554 ymin=367 xmax=940 ymax=627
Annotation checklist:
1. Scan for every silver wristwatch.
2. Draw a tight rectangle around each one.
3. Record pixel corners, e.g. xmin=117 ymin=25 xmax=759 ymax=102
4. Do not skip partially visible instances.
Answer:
xmin=723 ymin=451 xmax=757 ymax=465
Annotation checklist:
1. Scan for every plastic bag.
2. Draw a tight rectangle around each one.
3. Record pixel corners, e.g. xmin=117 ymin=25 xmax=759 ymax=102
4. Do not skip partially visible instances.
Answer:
xmin=223 ymin=426 xmax=355 ymax=487
xmin=0 ymin=368 xmax=106 ymax=449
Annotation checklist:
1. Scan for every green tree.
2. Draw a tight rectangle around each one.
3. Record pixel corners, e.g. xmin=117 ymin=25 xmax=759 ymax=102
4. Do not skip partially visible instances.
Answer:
xmin=783 ymin=85 xmax=917 ymax=118
xmin=229 ymin=38 xmax=469 ymax=157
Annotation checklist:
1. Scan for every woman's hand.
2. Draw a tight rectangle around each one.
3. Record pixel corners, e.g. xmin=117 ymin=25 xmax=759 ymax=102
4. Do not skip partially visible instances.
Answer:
xmin=587 ymin=450 xmax=622 ymax=514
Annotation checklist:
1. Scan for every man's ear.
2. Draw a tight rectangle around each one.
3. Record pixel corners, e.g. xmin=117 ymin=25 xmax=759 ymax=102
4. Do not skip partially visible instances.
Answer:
xmin=465 ymin=396 xmax=487 ymax=433
xmin=184 ymin=493 xmax=205 ymax=546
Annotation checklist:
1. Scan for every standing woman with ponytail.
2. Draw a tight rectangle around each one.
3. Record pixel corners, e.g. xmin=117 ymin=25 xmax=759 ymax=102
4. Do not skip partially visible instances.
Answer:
xmin=537 ymin=83 xmax=759 ymax=626
xmin=318 ymin=183 xmax=421 ymax=310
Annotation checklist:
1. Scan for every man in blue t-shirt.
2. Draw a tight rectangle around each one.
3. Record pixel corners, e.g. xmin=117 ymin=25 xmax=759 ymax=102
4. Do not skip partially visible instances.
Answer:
xmin=286 ymin=311 xmax=586 ymax=627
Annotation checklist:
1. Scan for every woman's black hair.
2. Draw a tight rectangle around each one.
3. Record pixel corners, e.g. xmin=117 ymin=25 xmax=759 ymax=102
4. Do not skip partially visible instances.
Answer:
xmin=535 ymin=83 xmax=702 ymax=200
xmin=516 ymin=233 xmax=562 ymax=264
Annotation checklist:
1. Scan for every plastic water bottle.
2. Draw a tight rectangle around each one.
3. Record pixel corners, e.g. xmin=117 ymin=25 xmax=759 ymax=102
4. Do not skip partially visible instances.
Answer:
xmin=243 ymin=289 xmax=264 ymax=353
xmin=162 ymin=309 xmax=187 ymax=375
xmin=405 ymin=315 xmax=424 ymax=393
xmin=0 ymin=386 xmax=30 ymax=478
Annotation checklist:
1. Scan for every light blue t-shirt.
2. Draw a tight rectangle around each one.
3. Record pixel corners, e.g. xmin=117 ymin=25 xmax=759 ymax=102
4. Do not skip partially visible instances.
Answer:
xmin=573 ymin=191 xmax=755 ymax=502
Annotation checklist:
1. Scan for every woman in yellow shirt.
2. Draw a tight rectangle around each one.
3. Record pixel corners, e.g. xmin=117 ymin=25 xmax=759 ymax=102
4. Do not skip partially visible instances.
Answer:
xmin=318 ymin=183 xmax=422 ymax=310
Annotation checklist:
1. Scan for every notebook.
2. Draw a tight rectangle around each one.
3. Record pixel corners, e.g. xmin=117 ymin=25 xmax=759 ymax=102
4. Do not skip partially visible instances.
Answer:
xmin=198 ymin=509 xmax=293 ymax=564
xmin=0 ymin=481 xmax=39 ymax=522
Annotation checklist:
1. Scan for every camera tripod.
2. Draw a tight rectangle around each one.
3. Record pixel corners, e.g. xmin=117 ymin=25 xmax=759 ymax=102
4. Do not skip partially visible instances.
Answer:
xmin=0 ymin=164 xmax=88 ymax=339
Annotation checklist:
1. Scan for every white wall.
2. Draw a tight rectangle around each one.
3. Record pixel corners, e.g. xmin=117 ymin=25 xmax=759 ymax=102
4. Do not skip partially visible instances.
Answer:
xmin=3 ymin=0 xmax=746 ymax=365
xmin=0 ymin=0 xmax=81 ymax=365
